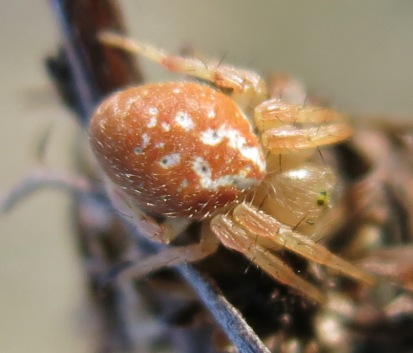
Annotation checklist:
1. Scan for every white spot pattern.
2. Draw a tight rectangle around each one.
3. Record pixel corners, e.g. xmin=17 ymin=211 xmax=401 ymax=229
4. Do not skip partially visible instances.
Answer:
xmin=142 ymin=133 xmax=150 ymax=148
xmin=124 ymin=95 xmax=140 ymax=112
xmin=147 ymin=116 xmax=157 ymax=128
xmin=200 ymin=129 xmax=224 ymax=146
xmin=134 ymin=133 xmax=151 ymax=155
xmin=178 ymin=179 xmax=189 ymax=191
xmin=148 ymin=107 xmax=158 ymax=115
xmin=200 ymin=125 xmax=265 ymax=172
xmin=192 ymin=157 xmax=259 ymax=191
xmin=174 ymin=111 xmax=194 ymax=131
xmin=159 ymin=153 xmax=181 ymax=169
xmin=161 ymin=122 xmax=171 ymax=131
xmin=207 ymin=109 xmax=216 ymax=118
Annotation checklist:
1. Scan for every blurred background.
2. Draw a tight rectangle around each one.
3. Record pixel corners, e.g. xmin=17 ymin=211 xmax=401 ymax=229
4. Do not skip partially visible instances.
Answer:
xmin=1 ymin=1 xmax=412 ymax=353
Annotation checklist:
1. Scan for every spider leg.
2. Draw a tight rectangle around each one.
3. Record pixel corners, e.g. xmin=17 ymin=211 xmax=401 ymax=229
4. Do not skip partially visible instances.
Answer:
xmin=255 ymin=98 xmax=348 ymax=130
xmin=98 ymin=31 xmax=267 ymax=110
xmin=115 ymin=222 xmax=220 ymax=282
xmin=104 ymin=179 xmax=194 ymax=244
xmin=210 ymin=213 xmax=326 ymax=303
xmin=233 ymin=202 xmax=376 ymax=286
xmin=260 ymin=124 xmax=352 ymax=154
xmin=254 ymin=97 xmax=352 ymax=153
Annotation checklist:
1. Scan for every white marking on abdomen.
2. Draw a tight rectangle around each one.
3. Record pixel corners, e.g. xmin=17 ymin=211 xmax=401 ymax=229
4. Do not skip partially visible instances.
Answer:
xmin=175 ymin=111 xmax=194 ymax=131
xmin=192 ymin=157 xmax=259 ymax=191
xmin=159 ymin=153 xmax=181 ymax=169
xmin=200 ymin=125 xmax=265 ymax=172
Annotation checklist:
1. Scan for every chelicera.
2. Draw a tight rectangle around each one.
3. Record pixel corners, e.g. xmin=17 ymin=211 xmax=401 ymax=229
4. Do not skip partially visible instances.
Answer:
xmin=90 ymin=32 xmax=375 ymax=303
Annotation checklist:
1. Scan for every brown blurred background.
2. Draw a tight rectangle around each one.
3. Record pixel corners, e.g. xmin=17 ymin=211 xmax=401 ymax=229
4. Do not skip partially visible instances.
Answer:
xmin=1 ymin=1 xmax=412 ymax=353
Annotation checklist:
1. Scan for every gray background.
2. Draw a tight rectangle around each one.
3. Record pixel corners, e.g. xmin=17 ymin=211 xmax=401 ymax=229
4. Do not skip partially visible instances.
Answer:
xmin=1 ymin=1 xmax=412 ymax=353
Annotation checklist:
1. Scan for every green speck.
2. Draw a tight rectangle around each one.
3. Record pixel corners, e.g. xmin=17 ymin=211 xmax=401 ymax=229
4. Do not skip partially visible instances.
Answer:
xmin=316 ymin=190 xmax=328 ymax=206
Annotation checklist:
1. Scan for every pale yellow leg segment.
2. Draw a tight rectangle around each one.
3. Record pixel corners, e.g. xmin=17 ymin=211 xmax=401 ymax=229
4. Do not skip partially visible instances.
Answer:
xmin=118 ymin=223 xmax=220 ymax=281
xmin=98 ymin=31 xmax=267 ymax=109
xmin=233 ymin=203 xmax=376 ymax=286
xmin=254 ymin=96 xmax=353 ymax=153
xmin=255 ymin=98 xmax=349 ymax=131
xmin=210 ymin=214 xmax=326 ymax=303
xmin=261 ymin=124 xmax=353 ymax=154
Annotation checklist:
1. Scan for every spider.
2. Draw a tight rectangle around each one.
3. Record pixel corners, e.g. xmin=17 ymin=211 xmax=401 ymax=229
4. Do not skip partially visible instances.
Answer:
xmin=90 ymin=32 xmax=376 ymax=303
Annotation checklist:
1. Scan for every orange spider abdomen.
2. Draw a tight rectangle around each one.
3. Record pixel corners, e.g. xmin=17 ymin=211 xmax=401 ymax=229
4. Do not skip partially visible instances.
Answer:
xmin=89 ymin=82 xmax=266 ymax=218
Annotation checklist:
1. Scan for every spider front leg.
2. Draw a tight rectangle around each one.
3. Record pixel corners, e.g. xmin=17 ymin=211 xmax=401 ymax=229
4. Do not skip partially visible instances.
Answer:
xmin=234 ymin=203 xmax=376 ymax=286
xmin=254 ymin=98 xmax=353 ymax=154
xmin=211 ymin=202 xmax=376 ymax=304
xmin=210 ymin=211 xmax=327 ymax=303
xmin=98 ymin=31 xmax=267 ymax=110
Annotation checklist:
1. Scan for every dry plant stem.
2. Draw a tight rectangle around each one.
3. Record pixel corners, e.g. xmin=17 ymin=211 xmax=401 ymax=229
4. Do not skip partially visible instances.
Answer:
xmin=1 ymin=168 xmax=94 ymax=213
xmin=50 ymin=0 xmax=141 ymax=120
xmin=176 ymin=263 xmax=272 ymax=353
xmin=123 ymin=224 xmax=272 ymax=353
xmin=49 ymin=1 xmax=146 ymax=351
xmin=49 ymin=1 xmax=272 ymax=352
